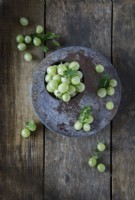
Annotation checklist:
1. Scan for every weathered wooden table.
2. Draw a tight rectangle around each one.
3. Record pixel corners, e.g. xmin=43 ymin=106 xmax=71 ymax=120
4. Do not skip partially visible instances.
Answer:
xmin=0 ymin=0 xmax=135 ymax=199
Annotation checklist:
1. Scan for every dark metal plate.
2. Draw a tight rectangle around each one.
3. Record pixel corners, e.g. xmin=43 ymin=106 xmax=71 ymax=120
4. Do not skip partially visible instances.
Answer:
xmin=31 ymin=46 xmax=121 ymax=137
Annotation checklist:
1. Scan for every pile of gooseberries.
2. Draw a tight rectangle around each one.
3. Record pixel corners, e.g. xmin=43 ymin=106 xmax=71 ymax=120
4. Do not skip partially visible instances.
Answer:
xmin=16 ymin=17 xmax=60 ymax=62
xmin=88 ymin=142 xmax=106 ymax=172
xmin=97 ymin=79 xmax=117 ymax=98
xmin=45 ymin=61 xmax=85 ymax=102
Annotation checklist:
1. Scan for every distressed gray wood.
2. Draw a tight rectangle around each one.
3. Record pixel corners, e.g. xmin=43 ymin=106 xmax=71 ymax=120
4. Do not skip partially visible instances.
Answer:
xmin=45 ymin=1 xmax=112 ymax=199
xmin=0 ymin=0 xmax=44 ymax=199
xmin=113 ymin=0 xmax=135 ymax=3
xmin=112 ymin=2 xmax=135 ymax=200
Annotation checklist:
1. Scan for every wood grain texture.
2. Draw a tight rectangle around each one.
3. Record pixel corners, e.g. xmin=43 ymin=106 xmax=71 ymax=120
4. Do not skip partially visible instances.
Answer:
xmin=113 ymin=0 xmax=135 ymax=3
xmin=46 ymin=0 xmax=112 ymax=3
xmin=45 ymin=1 xmax=112 ymax=199
xmin=0 ymin=0 xmax=44 ymax=199
xmin=112 ymin=3 xmax=135 ymax=200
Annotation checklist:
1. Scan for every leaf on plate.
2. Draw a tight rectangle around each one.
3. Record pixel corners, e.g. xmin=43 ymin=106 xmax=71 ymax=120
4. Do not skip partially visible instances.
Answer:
xmin=79 ymin=106 xmax=91 ymax=123
xmin=99 ymin=74 xmax=111 ymax=89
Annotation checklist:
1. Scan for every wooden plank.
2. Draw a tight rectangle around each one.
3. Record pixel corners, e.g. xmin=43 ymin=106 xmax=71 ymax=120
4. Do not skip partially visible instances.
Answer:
xmin=45 ymin=1 xmax=112 ymax=199
xmin=0 ymin=0 xmax=44 ymax=199
xmin=113 ymin=0 xmax=135 ymax=3
xmin=112 ymin=2 xmax=135 ymax=200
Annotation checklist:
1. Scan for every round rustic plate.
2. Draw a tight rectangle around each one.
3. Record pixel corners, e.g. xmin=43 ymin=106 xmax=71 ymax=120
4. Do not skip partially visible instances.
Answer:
xmin=31 ymin=46 xmax=121 ymax=137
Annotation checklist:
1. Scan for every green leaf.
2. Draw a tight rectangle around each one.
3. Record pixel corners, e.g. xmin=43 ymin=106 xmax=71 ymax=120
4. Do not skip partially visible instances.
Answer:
xmin=80 ymin=106 xmax=90 ymax=116
xmin=79 ymin=115 xmax=85 ymax=123
xmin=29 ymin=32 xmax=60 ymax=53
xmin=30 ymin=32 xmax=60 ymax=41
xmin=52 ymin=39 xmax=60 ymax=47
xmin=43 ymin=32 xmax=60 ymax=40
xmin=79 ymin=106 xmax=91 ymax=123
xmin=99 ymin=74 xmax=111 ymax=89
xmin=64 ymin=69 xmax=77 ymax=78
xmin=30 ymin=33 xmax=43 ymax=40
xmin=93 ymin=149 xmax=101 ymax=159
xmin=40 ymin=45 xmax=49 ymax=52
xmin=83 ymin=116 xmax=91 ymax=123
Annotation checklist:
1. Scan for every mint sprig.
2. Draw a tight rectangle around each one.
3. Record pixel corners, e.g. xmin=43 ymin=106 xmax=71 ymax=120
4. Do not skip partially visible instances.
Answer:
xmin=93 ymin=149 xmax=101 ymax=159
xmin=64 ymin=69 xmax=77 ymax=78
xmin=99 ymin=74 xmax=111 ymax=89
xmin=79 ymin=106 xmax=91 ymax=123
xmin=40 ymin=44 xmax=49 ymax=52
xmin=30 ymin=32 xmax=60 ymax=52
